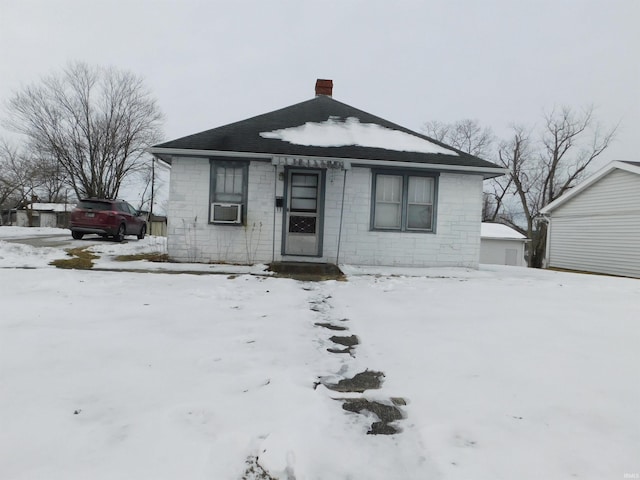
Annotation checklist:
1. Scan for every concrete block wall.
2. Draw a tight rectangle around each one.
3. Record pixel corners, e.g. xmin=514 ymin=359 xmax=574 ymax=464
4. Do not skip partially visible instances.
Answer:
xmin=333 ymin=168 xmax=483 ymax=267
xmin=167 ymin=158 xmax=484 ymax=267
xmin=167 ymin=158 xmax=279 ymax=264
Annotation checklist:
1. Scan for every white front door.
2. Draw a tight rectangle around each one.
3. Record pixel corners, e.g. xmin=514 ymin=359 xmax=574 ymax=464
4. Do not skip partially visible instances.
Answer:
xmin=284 ymin=170 xmax=323 ymax=256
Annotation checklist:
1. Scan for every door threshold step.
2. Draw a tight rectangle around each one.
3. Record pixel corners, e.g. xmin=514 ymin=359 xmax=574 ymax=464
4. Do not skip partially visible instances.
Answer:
xmin=268 ymin=262 xmax=344 ymax=280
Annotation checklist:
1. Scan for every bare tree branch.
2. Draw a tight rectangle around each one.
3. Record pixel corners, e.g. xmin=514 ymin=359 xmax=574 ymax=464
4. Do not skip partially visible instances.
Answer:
xmin=5 ymin=61 xmax=164 ymax=199
xmin=422 ymin=119 xmax=495 ymax=158
xmin=499 ymin=108 xmax=617 ymax=267
xmin=423 ymin=107 xmax=617 ymax=268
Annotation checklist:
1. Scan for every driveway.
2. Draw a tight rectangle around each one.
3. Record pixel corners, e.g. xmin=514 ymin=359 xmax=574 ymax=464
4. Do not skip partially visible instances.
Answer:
xmin=3 ymin=232 xmax=104 ymax=249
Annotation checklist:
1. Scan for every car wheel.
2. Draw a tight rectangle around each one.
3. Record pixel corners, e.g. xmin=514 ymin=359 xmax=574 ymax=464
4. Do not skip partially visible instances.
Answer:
xmin=114 ymin=223 xmax=125 ymax=242
xmin=137 ymin=224 xmax=146 ymax=240
xmin=71 ymin=231 xmax=84 ymax=240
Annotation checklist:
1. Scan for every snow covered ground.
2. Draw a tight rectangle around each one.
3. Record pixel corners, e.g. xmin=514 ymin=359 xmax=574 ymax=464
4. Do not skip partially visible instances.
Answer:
xmin=1 ymin=227 xmax=638 ymax=479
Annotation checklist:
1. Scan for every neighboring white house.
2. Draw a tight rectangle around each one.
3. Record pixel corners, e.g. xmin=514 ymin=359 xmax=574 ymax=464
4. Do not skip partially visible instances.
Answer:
xmin=480 ymin=223 xmax=528 ymax=266
xmin=150 ymin=79 xmax=505 ymax=268
xmin=540 ymin=160 xmax=640 ymax=278
xmin=16 ymin=203 xmax=76 ymax=228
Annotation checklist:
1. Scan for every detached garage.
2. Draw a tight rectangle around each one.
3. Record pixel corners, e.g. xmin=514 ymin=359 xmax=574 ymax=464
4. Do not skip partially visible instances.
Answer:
xmin=16 ymin=203 xmax=75 ymax=228
xmin=480 ymin=223 xmax=528 ymax=266
xmin=540 ymin=161 xmax=640 ymax=278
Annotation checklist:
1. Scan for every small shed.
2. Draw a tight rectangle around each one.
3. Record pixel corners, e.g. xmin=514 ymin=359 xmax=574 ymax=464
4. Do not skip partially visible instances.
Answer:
xmin=138 ymin=211 xmax=168 ymax=236
xmin=480 ymin=223 xmax=528 ymax=266
xmin=16 ymin=203 xmax=76 ymax=228
xmin=540 ymin=160 xmax=640 ymax=278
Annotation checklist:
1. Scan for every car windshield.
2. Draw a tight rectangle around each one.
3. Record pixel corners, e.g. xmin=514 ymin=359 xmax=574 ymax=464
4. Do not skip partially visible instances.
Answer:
xmin=78 ymin=201 xmax=112 ymax=211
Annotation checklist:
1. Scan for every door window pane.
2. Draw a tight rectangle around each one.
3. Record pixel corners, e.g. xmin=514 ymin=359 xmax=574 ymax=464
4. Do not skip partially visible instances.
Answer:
xmin=291 ymin=186 xmax=318 ymax=199
xmin=291 ymin=198 xmax=317 ymax=211
xmin=289 ymin=215 xmax=316 ymax=233
xmin=291 ymin=174 xmax=318 ymax=187
xmin=290 ymin=174 xmax=318 ymax=212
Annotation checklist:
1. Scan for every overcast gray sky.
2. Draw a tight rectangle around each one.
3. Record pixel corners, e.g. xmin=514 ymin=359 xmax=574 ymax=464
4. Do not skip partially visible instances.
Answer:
xmin=1 ymin=0 xmax=638 ymax=168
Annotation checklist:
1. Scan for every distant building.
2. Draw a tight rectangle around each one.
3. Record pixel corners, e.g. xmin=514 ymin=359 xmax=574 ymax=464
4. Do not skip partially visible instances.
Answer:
xmin=540 ymin=160 xmax=640 ymax=278
xmin=138 ymin=211 xmax=168 ymax=237
xmin=16 ymin=203 xmax=76 ymax=228
xmin=480 ymin=223 xmax=528 ymax=266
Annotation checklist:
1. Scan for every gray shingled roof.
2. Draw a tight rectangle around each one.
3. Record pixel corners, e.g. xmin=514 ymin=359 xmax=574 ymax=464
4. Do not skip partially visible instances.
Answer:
xmin=152 ymin=95 xmax=501 ymax=171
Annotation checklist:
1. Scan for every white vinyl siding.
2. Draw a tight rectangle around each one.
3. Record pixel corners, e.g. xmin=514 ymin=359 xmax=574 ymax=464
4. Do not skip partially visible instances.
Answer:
xmin=547 ymin=169 xmax=640 ymax=278
xmin=551 ymin=169 xmax=640 ymax=218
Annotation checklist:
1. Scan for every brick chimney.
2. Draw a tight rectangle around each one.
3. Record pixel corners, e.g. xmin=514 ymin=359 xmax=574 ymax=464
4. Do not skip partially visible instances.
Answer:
xmin=315 ymin=79 xmax=333 ymax=97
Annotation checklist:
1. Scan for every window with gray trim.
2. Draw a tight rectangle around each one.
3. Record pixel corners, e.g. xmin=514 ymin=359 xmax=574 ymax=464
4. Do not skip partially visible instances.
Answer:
xmin=209 ymin=160 xmax=249 ymax=224
xmin=371 ymin=171 xmax=436 ymax=232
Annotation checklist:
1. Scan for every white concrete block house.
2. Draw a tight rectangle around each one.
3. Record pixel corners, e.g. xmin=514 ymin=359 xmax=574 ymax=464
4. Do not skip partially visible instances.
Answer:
xmin=150 ymin=80 xmax=504 ymax=268
xmin=540 ymin=160 xmax=640 ymax=278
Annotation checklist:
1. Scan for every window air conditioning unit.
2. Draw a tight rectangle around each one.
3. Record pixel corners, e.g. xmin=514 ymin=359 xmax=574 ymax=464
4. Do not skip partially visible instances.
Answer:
xmin=211 ymin=203 xmax=242 ymax=224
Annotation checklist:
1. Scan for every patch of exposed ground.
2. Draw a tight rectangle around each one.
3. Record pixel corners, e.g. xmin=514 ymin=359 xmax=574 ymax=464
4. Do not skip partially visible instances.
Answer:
xmin=113 ymin=253 xmax=169 ymax=262
xmin=268 ymin=262 xmax=345 ymax=282
xmin=314 ymin=322 xmax=348 ymax=331
xmin=329 ymin=334 xmax=359 ymax=347
xmin=323 ymin=370 xmax=384 ymax=393
xmin=309 ymin=288 xmax=405 ymax=435
xmin=326 ymin=346 xmax=352 ymax=354
xmin=49 ymin=247 xmax=98 ymax=270
xmin=341 ymin=398 xmax=405 ymax=435
xmin=327 ymin=334 xmax=359 ymax=354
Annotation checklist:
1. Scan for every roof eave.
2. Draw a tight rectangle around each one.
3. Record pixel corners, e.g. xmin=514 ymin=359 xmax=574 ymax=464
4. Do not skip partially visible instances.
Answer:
xmin=148 ymin=147 xmax=506 ymax=179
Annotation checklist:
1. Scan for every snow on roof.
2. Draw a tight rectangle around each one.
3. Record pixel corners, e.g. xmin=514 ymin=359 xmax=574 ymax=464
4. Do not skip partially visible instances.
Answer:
xmin=260 ymin=116 xmax=458 ymax=155
xmin=25 ymin=203 xmax=75 ymax=212
xmin=481 ymin=222 xmax=527 ymax=240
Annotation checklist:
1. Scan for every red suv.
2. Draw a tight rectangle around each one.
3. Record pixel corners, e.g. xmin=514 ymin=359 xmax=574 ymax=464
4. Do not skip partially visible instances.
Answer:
xmin=70 ymin=199 xmax=147 ymax=242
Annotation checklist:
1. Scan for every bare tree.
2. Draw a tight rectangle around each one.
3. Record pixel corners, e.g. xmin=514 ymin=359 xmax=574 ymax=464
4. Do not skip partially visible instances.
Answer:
xmin=423 ymin=119 xmax=495 ymax=158
xmin=0 ymin=141 xmax=38 ymax=204
xmin=422 ymin=119 xmax=510 ymax=221
xmin=496 ymin=106 xmax=617 ymax=267
xmin=482 ymin=177 xmax=513 ymax=223
xmin=32 ymin=153 xmax=69 ymax=203
xmin=5 ymin=62 xmax=163 ymax=199
xmin=0 ymin=142 xmax=19 ymax=210
xmin=423 ymin=108 xmax=617 ymax=268
xmin=0 ymin=141 xmax=47 ymax=225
